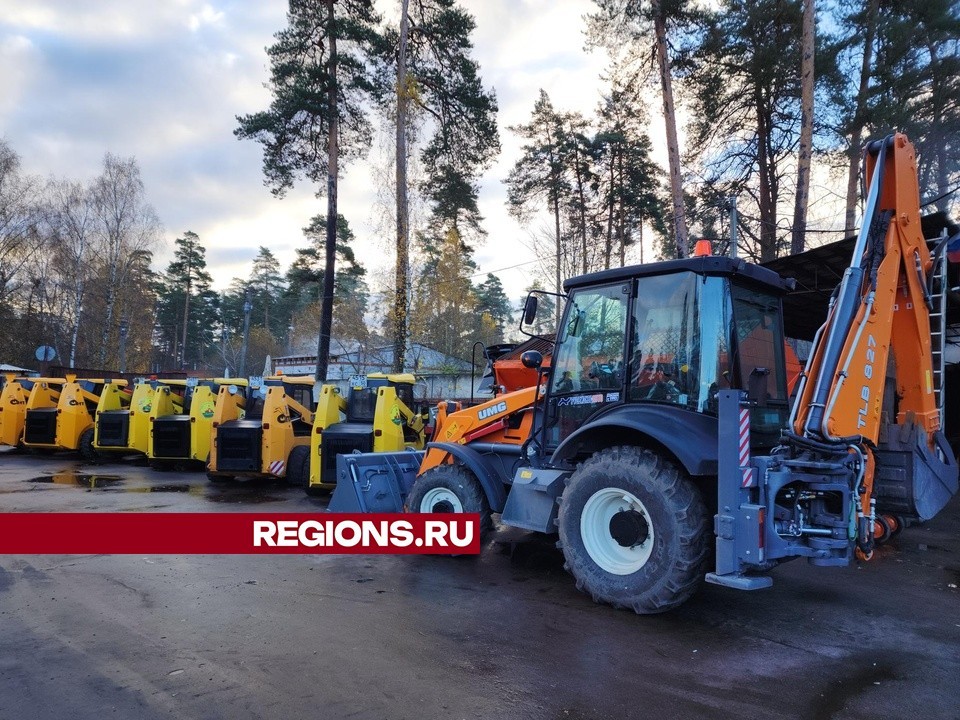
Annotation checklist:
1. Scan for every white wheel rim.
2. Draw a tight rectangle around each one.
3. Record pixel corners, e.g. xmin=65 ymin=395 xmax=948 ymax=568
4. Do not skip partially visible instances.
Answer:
xmin=420 ymin=487 xmax=463 ymax=513
xmin=580 ymin=487 xmax=655 ymax=575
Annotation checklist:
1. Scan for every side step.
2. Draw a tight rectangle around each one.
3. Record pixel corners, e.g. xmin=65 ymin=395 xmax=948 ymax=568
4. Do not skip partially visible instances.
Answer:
xmin=704 ymin=572 xmax=773 ymax=591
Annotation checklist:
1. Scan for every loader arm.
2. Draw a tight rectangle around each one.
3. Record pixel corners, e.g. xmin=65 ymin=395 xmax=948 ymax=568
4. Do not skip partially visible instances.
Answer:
xmin=420 ymin=386 xmax=539 ymax=475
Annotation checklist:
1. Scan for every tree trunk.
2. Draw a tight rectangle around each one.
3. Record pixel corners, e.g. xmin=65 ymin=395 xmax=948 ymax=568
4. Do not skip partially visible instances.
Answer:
xmin=617 ymin=150 xmax=627 ymax=265
xmin=315 ymin=0 xmax=338 ymax=382
xmin=755 ymin=91 xmax=777 ymax=262
xmin=99 ymin=263 xmax=118 ymax=367
xmin=69 ymin=284 xmax=83 ymax=368
xmin=605 ymin=155 xmax=615 ymax=270
xmin=652 ymin=1 xmax=688 ymax=259
xmin=393 ymin=0 xmax=411 ymax=373
xmin=573 ymin=138 xmax=589 ymax=274
xmin=928 ymin=42 xmax=949 ymax=212
xmin=791 ymin=0 xmax=815 ymax=255
xmin=844 ymin=0 xmax=878 ymax=232
xmin=545 ymin=124 xmax=562 ymax=329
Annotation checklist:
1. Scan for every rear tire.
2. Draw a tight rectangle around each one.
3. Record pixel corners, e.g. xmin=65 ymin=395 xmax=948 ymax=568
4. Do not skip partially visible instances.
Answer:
xmin=287 ymin=445 xmax=310 ymax=488
xmin=78 ymin=429 xmax=99 ymax=463
xmin=406 ymin=464 xmax=494 ymax=542
xmin=557 ymin=446 xmax=710 ymax=615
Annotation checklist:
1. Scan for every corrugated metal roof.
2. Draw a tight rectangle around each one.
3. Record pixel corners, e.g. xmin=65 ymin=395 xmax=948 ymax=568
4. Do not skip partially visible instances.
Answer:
xmin=763 ymin=212 xmax=959 ymax=340
xmin=499 ymin=334 xmax=555 ymax=361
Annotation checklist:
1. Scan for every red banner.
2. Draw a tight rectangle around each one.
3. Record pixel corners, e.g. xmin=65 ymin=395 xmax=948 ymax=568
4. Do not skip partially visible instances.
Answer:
xmin=0 ymin=513 xmax=480 ymax=555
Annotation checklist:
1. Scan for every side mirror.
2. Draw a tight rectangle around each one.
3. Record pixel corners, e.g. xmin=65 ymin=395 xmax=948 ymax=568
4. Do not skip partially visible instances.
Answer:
xmin=521 ymin=350 xmax=543 ymax=370
xmin=522 ymin=294 xmax=539 ymax=326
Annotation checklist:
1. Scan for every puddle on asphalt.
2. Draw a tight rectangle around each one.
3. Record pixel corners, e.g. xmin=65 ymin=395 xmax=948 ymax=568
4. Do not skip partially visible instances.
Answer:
xmin=28 ymin=474 xmax=125 ymax=489
xmin=19 ymin=472 xmax=286 ymax=504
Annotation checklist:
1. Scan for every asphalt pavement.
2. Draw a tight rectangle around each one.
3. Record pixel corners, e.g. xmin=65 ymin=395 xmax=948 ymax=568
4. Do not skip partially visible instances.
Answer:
xmin=0 ymin=451 xmax=958 ymax=720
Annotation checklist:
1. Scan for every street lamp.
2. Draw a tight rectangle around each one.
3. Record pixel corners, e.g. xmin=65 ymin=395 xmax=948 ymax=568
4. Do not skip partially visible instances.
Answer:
xmin=118 ymin=318 xmax=130 ymax=374
xmin=238 ymin=290 xmax=253 ymax=377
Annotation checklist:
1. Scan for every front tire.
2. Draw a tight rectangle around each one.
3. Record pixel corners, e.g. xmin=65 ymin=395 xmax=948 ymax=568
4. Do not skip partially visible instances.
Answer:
xmin=557 ymin=446 xmax=710 ymax=614
xmin=406 ymin=464 xmax=494 ymax=542
xmin=287 ymin=445 xmax=310 ymax=488
xmin=78 ymin=429 xmax=99 ymax=463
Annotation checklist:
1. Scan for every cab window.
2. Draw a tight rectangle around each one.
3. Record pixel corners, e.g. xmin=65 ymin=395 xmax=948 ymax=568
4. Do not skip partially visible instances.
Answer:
xmin=549 ymin=284 xmax=629 ymax=395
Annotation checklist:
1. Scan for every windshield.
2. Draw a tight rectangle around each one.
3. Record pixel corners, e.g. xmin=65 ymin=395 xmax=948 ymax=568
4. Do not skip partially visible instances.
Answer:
xmin=628 ymin=273 xmax=731 ymax=413
xmin=549 ymin=283 xmax=628 ymax=395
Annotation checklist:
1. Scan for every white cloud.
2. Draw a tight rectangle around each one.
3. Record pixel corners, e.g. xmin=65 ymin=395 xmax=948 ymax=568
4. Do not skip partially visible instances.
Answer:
xmin=188 ymin=4 xmax=225 ymax=32
xmin=0 ymin=0 xmax=618 ymax=303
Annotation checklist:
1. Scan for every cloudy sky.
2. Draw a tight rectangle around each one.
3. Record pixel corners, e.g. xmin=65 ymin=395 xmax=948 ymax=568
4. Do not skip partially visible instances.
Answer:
xmin=0 ymin=1 xmax=618 ymax=301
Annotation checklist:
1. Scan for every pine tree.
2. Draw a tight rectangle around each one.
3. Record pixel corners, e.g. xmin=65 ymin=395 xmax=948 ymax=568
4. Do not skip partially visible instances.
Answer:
xmin=410 ymin=227 xmax=477 ymax=359
xmin=685 ymin=0 xmax=804 ymax=261
xmin=473 ymin=273 xmax=513 ymax=344
xmin=506 ymin=90 xmax=571 ymax=311
xmin=382 ymin=0 xmax=499 ymax=371
xmin=235 ymin=0 xmax=383 ymax=379
xmin=587 ymin=0 xmax=701 ymax=257
xmin=285 ymin=214 xmax=369 ymax=350
xmin=593 ymin=74 xmax=667 ymax=266
xmin=250 ymin=246 xmax=284 ymax=336
xmin=155 ymin=232 xmax=219 ymax=369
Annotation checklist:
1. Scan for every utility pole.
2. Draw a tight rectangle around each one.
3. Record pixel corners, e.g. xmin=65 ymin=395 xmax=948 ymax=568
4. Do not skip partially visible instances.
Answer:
xmin=727 ymin=196 xmax=739 ymax=259
xmin=239 ymin=289 xmax=252 ymax=377
xmin=118 ymin=318 xmax=129 ymax=374
xmin=180 ymin=234 xmax=193 ymax=369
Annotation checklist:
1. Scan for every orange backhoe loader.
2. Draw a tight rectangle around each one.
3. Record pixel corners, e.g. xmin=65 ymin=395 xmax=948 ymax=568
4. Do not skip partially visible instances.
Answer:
xmin=391 ymin=132 xmax=956 ymax=614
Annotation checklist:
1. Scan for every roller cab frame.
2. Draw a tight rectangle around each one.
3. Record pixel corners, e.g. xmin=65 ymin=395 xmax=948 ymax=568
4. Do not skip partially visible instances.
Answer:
xmin=94 ymin=379 xmax=189 ymax=457
xmin=23 ymin=376 xmax=120 ymax=458
xmin=306 ymin=373 xmax=426 ymax=493
xmin=148 ymin=378 xmax=247 ymax=469
xmin=0 ymin=374 xmax=37 ymax=447
xmin=92 ymin=379 xmax=137 ymax=453
xmin=207 ymin=375 xmax=314 ymax=482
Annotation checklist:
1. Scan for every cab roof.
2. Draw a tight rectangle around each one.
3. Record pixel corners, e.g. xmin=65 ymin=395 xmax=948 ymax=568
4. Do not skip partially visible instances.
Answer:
xmin=563 ymin=256 xmax=794 ymax=295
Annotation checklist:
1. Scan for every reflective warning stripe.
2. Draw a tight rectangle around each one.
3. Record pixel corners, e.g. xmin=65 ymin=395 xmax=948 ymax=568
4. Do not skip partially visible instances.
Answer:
xmin=739 ymin=407 xmax=754 ymax=488
xmin=269 ymin=460 xmax=285 ymax=476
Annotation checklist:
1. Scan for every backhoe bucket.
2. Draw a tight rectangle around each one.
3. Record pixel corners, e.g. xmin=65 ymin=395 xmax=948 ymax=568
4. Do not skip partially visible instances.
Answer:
xmin=328 ymin=450 xmax=424 ymax=513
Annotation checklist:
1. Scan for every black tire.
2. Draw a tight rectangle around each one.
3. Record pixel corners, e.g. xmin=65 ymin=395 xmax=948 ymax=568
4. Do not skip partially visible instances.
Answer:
xmin=78 ymin=429 xmax=99 ymax=463
xmin=207 ymin=471 xmax=233 ymax=484
xmin=873 ymin=515 xmax=892 ymax=545
xmin=287 ymin=445 xmax=310 ymax=488
xmin=406 ymin=464 xmax=495 ymax=542
xmin=557 ymin=446 xmax=711 ymax=615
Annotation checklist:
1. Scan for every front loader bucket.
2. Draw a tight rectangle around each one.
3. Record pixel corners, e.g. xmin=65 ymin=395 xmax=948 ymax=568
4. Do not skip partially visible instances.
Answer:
xmin=328 ymin=450 xmax=424 ymax=513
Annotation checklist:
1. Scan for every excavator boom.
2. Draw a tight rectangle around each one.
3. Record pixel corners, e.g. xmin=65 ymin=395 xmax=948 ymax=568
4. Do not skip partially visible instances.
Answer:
xmin=793 ymin=133 xmax=940 ymax=443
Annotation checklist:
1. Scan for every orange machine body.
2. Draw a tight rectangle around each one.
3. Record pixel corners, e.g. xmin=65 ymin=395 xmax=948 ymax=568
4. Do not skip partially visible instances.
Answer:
xmin=420 ymin=386 xmax=539 ymax=475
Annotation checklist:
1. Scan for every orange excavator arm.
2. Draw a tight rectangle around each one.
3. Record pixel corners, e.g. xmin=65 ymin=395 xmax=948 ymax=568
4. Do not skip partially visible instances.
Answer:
xmin=788 ymin=133 xmax=952 ymax=544
xmin=792 ymin=133 xmax=939 ymax=444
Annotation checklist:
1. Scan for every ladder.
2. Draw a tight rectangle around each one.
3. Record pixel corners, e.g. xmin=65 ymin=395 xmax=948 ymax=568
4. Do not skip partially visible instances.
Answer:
xmin=929 ymin=234 xmax=949 ymax=427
